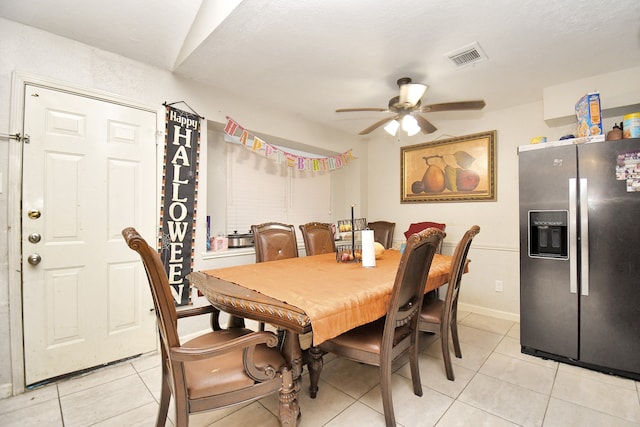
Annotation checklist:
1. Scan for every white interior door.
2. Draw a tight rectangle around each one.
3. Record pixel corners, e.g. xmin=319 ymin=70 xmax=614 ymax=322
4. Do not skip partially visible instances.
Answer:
xmin=22 ymin=85 xmax=158 ymax=385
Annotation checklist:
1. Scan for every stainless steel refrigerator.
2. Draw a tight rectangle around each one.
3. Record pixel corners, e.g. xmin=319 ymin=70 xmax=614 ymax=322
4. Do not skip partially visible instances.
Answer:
xmin=519 ymin=137 xmax=640 ymax=380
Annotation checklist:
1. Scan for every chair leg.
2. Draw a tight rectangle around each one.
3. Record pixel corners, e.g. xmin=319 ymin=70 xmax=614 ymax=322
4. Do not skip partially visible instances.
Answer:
xmin=171 ymin=369 xmax=189 ymax=427
xmin=277 ymin=328 xmax=287 ymax=351
xmin=380 ymin=356 xmax=396 ymax=427
xmin=156 ymin=346 xmax=171 ymax=427
xmin=451 ymin=315 xmax=462 ymax=359
xmin=441 ymin=323 xmax=455 ymax=381
xmin=409 ymin=336 xmax=423 ymax=397
xmin=210 ymin=308 xmax=222 ymax=331
xmin=156 ymin=371 xmax=171 ymax=427
xmin=174 ymin=402 xmax=189 ymax=427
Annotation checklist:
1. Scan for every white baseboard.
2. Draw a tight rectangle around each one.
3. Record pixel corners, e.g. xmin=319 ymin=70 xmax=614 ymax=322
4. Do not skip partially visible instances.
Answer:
xmin=459 ymin=302 xmax=520 ymax=323
xmin=0 ymin=383 xmax=13 ymax=399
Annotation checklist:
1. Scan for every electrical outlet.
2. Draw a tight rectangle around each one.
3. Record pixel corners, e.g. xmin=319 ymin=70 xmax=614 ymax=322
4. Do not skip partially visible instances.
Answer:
xmin=495 ymin=280 xmax=504 ymax=292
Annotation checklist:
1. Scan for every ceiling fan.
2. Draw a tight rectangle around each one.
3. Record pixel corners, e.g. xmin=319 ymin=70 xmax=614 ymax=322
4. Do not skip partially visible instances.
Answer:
xmin=336 ymin=77 xmax=485 ymax=136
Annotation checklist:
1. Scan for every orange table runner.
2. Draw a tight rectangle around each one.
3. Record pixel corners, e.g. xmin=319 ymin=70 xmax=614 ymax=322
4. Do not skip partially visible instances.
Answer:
xmin=201 ymin=251 xmax=452 ymax=345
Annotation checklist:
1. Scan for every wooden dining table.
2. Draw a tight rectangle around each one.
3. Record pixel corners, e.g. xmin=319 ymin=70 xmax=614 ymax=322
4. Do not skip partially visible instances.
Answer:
xmin=188 ymin=250 xmax=456 ymax=426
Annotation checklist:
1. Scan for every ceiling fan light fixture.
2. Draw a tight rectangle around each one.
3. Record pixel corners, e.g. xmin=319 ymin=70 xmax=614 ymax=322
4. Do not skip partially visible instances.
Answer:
xmin=399 ymin=83 xmax=428 ymax=106
xmin=336 ymin=76 xmax=485 ymax=135
xmin=406 ymin=125 xmax=421 ymax=136
xmin=402 ymin=114 xmax=421 ymax=136
xmin=384 ymin=119 xmax=400 ymax=136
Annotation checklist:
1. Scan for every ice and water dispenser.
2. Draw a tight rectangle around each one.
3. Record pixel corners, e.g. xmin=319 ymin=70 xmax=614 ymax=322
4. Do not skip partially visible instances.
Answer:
xmin=528 ymin=210 xmax=568 ymax=259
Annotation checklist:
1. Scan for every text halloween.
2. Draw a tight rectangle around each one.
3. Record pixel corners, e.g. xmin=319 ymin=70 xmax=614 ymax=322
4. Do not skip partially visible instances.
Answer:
xmin=160 ymin=106 xmax=200 ymax=306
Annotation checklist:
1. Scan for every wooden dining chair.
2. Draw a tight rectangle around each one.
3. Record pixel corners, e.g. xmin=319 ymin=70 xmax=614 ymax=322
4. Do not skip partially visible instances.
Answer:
xmin=419 ymin=225 xmax=480 ymax=381
xmin=251 ymin=222 xmax=299 ymax=334
xmin=122 ymin=227 xmax=298 ymax=427
xmin=404 ymin=221 xmax=446 ymax=253
xmin=367 ymin=221 xmax=396 ymax=249
xmin=251 ymin=222 xmax=299 ymax=262
xmin=298 ymin=222 xmax=336 ymax=256
xmin=311 ymin=227 xmax=445 ymax=427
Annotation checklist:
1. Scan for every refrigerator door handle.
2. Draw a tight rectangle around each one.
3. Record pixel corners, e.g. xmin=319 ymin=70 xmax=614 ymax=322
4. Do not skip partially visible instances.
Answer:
xmin=580 ymin=178 xmax=589 ymax=296
xmin=569 ymin=178 xmax=578 ymax=294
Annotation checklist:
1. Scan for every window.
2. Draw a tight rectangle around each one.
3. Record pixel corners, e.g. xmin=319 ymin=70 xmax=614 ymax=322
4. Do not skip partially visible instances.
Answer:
xmin=220 ymin=137 xmax=332 ymax=239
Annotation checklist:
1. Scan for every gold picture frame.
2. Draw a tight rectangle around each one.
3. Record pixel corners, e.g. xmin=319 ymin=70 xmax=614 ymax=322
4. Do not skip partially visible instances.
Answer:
xmin=401 ymin=130 xmax=496 ymax=203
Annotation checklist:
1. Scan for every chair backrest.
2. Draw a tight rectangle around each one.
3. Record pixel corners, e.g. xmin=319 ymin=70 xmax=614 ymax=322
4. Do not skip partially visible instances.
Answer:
xmin=404 ymin=221 xmax=446 ymax=253
xmin=443 ymin=225 xmax=480 ymax=321
xmin=121 ymin=227 xmax=180 ymax=356
xmin=251 ymin=222 xmax=299 ymax=262
xmin=384 ymin=227 xmax=445 ymax=347
xmin=403 ymin=221 xmax=446 ymax=239
xmin=299 ymin=222 xmax=336 ymax=256
xmin=367 ymin=221 xmax=396 ymax=249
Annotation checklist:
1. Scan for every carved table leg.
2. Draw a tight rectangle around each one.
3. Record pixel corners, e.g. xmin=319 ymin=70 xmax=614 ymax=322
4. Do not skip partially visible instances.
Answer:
xmin=278 ymin=367 xmax=299 ymax=427
xmin=307 ymin=346 xmax=324 ymax=398
xmin=281 ymin=330 xmax=303 ymax=380
xmin=279 ymin=331 xmax=302 ymax=425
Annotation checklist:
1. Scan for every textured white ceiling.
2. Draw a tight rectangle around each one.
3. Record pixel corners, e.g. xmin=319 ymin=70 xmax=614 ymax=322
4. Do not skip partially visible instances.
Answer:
xmin=2 ymin=0 xmax=639 ymax=135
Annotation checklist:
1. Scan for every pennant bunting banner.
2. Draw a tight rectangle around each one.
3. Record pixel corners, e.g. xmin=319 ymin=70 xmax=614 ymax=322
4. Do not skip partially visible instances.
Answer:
xmin=252 ymin=136 xmax=264 ymax=152
xmin=239 ymin=129 xmax=249 ymax=145
xmin=224 ymin=116 xmax=354 ymax=172
xmin=224 ymin=119 xmax=239 ymax=136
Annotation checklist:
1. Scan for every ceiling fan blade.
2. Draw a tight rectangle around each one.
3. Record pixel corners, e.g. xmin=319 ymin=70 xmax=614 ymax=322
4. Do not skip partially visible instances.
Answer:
xmin=336 ymin=107 xmax=388 ymax=113
xmin=418 ymin=100 xmax=486 ymax=113
xmin=358 ymin=116 xmax=396 ymax=135
xmin=414 ymin=114 xmax=437 ymax=134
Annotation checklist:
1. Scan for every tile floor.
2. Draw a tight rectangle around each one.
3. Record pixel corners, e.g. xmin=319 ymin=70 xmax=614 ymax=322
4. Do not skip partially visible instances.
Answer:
xmin=2 ymin=312 xmax=640 ymax=426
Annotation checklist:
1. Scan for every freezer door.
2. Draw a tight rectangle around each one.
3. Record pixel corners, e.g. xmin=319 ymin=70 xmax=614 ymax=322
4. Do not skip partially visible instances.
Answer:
xmin=578 ymin=139 xmax=640 ymax=375
xmin=519 ymin=144 xmax=579 ymax=359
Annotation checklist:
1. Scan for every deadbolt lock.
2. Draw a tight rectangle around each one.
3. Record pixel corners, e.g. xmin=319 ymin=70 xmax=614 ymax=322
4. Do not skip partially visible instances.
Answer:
xmin=28 ymin=233 xmax=41 ymax=243
xmin=27 ymin=209 xmax=41 ymax=219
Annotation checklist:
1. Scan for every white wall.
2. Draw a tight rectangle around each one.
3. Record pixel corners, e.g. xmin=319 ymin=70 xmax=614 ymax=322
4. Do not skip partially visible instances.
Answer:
xmin=0 ymin=18 xmax=362 ymax=395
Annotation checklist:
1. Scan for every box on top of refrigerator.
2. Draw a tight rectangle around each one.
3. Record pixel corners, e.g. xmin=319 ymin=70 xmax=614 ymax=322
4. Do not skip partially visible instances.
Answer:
xmin=575 ymin=92 xmax=602 ymax=137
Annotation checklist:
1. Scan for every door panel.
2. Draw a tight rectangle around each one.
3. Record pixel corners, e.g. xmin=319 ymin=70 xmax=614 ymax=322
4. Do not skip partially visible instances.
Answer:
xmin=47 ymin=153 xmax=81 ymax=238
xmin=578 ymin=139 xmax=640 ymax=374
xmin=23 ymin=85 xmax=158 ymax=385
xmin=47 ymin=268 xmax=82 ymax=344
xmin=518 ymin=144 xmax=579 ymax=359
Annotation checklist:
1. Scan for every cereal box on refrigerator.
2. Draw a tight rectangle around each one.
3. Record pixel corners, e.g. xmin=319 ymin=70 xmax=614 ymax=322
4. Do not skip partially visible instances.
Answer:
xmin=575 ymin=92 xmax=602 ymax=137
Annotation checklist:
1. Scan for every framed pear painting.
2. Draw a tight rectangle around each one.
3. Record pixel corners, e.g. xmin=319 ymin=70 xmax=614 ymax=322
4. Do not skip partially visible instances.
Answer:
xmin=400 ymin=130 xmax=496 ymax=203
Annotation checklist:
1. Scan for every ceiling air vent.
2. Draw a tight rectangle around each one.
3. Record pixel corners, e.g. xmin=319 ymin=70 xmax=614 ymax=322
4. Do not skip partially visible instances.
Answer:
xmin=446 ymin=42 xmax=488 ymax=68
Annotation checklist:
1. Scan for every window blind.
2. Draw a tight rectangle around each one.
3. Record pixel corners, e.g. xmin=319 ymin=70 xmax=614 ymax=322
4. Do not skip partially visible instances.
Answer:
xmin=225 ymin=142 xmax=331 ymax=238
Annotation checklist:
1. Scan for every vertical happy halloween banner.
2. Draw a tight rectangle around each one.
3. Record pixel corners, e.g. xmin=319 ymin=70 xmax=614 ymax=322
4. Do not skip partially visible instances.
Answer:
xmin=159 ymin=106 xmax=200 ymax=306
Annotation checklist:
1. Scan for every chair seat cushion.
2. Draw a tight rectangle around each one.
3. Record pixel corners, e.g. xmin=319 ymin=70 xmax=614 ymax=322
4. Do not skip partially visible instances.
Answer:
xmin=321 ymin=318 xmax=412 ymax=354
xmin=420 ymin=299 xmax=444 ymax=323
xmin=183 ymin=328 xmax=286 ymax=399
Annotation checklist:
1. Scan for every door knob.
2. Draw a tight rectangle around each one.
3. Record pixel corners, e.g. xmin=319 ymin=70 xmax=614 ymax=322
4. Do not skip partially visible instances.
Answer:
xmin=28 ymin=233 xmax=41 ymax=243
xmin=27 ymin=253 xmax=41 ymax=265
xmin=28 ymin=209 xmax=41 ymax=219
